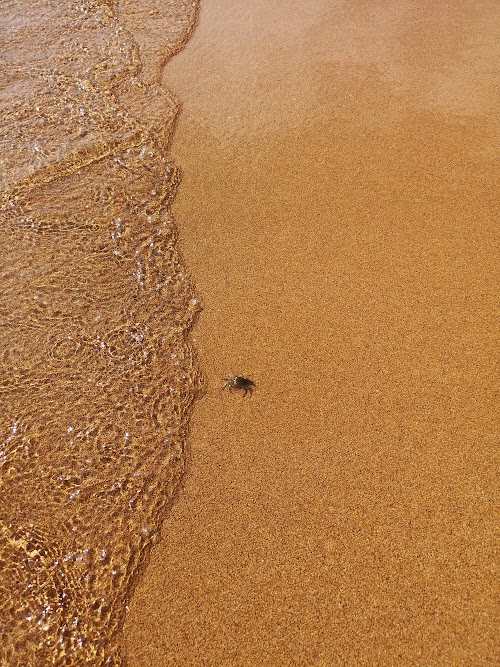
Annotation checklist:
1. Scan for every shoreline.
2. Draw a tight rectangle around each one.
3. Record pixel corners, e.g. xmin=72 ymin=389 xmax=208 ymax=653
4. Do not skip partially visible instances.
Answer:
xmin=0 ymin=2 xmax=201 ymax=664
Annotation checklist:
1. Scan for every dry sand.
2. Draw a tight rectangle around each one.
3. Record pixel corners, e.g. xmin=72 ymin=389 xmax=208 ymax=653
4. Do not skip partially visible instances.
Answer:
xmin=124 ymin=1 xmax=499 ymax=665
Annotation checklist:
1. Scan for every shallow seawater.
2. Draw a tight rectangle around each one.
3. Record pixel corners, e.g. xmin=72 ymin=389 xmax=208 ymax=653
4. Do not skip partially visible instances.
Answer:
xmin=0 ymin=1 xmax=202 ymax=664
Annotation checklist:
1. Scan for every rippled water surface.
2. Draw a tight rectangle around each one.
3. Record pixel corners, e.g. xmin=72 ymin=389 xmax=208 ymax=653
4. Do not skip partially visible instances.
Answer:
xmin=0 ymin=1 xmax=202 ymax=664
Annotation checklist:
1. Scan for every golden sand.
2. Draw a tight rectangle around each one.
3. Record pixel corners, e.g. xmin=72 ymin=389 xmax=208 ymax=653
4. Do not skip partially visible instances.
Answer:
xmin=124 ymin=1 xmax=499 ymax=665
xmin=2 ymin=0 xmax=498 ymax=664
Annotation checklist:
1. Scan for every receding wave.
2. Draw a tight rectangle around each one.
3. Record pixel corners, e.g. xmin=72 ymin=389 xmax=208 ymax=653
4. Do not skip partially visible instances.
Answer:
xmin=0 ymin=1 xmax=202 ymax=664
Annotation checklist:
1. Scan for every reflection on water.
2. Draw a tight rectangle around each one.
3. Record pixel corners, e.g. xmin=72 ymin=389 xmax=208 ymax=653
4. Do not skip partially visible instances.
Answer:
xmin=0 ymin=1 xmax=202 ymax=664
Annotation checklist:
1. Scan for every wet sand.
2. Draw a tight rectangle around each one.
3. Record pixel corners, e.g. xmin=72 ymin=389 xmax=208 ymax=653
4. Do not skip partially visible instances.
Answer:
xmin=124 ymin=1 xmax=499 ymax=665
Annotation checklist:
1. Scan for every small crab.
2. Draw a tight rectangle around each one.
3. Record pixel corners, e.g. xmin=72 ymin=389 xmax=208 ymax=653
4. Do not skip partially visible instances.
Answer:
xmin=222 ymin=375 xmax=256 ymax=396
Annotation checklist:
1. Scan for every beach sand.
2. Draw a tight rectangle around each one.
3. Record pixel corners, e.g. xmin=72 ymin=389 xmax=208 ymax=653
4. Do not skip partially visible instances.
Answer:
xmin=123 ymin=1 xmax=499 ymax=665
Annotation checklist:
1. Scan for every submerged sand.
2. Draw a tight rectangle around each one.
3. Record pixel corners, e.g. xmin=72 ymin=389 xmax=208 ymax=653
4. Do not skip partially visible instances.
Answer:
xmin=124 ymin=1 xmax=499 ymax=665
xmin=1 ymin=2 xmax=201 ymax=664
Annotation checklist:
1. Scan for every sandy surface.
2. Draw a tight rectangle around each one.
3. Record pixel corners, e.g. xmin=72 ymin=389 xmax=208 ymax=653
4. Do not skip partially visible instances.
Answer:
xmin=124 ymin=1 xmax=499 ymax=665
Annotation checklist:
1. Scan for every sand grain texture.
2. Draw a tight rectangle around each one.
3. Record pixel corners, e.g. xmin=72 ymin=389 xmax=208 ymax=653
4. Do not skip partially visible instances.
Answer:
xmin=124 ymin=1 xmax=499 ymax=665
